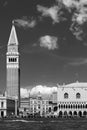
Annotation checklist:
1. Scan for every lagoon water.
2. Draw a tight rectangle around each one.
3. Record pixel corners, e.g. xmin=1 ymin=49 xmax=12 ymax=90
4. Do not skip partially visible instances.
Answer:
xmin=0 ymin=118 xmax=87 ymax=130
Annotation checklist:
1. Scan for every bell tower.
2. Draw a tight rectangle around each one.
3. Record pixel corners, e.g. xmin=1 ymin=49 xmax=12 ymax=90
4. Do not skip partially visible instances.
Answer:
xmin=6 ymin=24 xmax=20 ymax=106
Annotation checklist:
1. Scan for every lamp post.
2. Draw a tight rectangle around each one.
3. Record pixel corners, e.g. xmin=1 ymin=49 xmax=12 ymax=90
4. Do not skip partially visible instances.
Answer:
xmin=15 ymin=96 xmax=18 ymax=116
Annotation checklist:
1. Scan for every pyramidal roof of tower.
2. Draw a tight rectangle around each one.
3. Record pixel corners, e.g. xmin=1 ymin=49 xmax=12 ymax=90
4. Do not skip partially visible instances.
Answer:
xmin=8 ymin=25 xmax=18 ymax=45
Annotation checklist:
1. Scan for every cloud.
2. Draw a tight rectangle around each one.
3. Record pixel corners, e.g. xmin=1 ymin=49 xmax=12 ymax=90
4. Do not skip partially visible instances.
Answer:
xmin=72 ymin=11 xmax=87 ymax=25
xmin=70 ymin=22 xmax=83 ymax=41
xmin=59 ymin=0 xmax=79 ymax=9
xmin=39 ymin=35 xmax=58 ymax=50
xmin=70 ymin=14 xmax=87 ymax=41
xmin=20 ymin=85 xmax=57 ymax=98
xmin=59 ymin=0 xmax=87 ymax=23
xmin=55 ymin=0 xmax=87 ymax=41
xmin=37 ymin=5 xmax=63 ymax=24
xmin=58 ymin=0 xmax=87 ymax=11
xmin=30 ymin=85 xmax=57 ymax=95
xmin=37 ymin=0 xmax=87 ymax=41
xmin=61 ymin=0 xmax=87 ymax=25
xmin=20 ymin=88 xmax=30 ymax=98
xmin=68 ymin=58 xmax=87 ymax=66
xmin=14 ymin=17 xmax=36 ymax=29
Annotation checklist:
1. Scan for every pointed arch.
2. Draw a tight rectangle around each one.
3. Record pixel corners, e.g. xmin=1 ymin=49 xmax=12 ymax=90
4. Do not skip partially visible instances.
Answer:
xmin=54 ymin=106 xmax=58 ymax=112
xmin=73 ymin=111 xmax=77 ymax=116
xmin=78 ymin=111 xmax=82 ymax=117
xmin=69 ymin=111 xmax=72 ymax=116
xmin=64 ymin=93 xmax=69 ymax=99
xmin=76 ymin=93 xmax=81 ymax=99
xmin=83 ymin=111 xmax=87 ymax=116
xmin=59 ymin=111 xmax=63 ymax=117
xmin=64 ymin=111 xmax=68 ymax=116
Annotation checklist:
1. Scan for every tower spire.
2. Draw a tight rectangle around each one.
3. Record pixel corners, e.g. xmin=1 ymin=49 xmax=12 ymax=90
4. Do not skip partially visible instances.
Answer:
xmin=6 ymin=22 xmax=20 ymax=106
xmin=8 ymin=22 xmax=18 ymax=45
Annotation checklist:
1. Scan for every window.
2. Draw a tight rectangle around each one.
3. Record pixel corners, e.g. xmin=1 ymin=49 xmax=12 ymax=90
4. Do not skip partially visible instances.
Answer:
xmin=14 ymin=58 xmax=17 ymax=62
xmin=24 ymin=108 xmax=26 ymax=111
xmin=9 ymin=58 xmax=11 ymax=62
xmin=34 ymin=107 xmax=36 ymax=112
xmin=46 ymin=101 xmax=48 ymax=104
xmin=86 ymin=104 xmax=87 ymax=108
xmin=43 ymin=107 xmax=45 ymax=110
xmin=38 ymin=101 xmax=40 ymax=104
xmin=34 ymin=101 xmax=37 ymax=104
xmin=30 ymin=101 xmax=33 ymax=104
xmin=34 ymin=105 xmax=36 ymax=108
xmin=9 ymin=58 xmax=17 ymax=62
xmin=30 ymin=107 xmax=33 ymax=113
xmin=38 ymin=104 xmax=40 ymax=109
xmin=76 ymin=93 xmax=81 ymax=99
xmin=42 ymin=101 xmax=44 ymax=104
xmin=11 ymin=58 xmax=13 ymax=62
xmin=1 ymin=102 xmax=4 ymax=108
xmin=64 ymin=93 xmax=68 ymax=99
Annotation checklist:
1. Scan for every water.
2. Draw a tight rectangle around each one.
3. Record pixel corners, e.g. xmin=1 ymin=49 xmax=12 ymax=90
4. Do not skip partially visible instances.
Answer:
xmin=0 ymin=118 xmax=87 ymax=130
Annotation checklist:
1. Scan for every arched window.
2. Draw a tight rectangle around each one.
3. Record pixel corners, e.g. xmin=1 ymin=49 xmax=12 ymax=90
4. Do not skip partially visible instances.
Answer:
xmin=61 ymin=104 xmax=63 ymax=108
xmin=73 ymin=111 xmax=77 ymax=116
xmin=59 ymin=104 xmax=60 ymax=109
xmin=69 ymin=111 xmax=72 ymax=116
xmin=9 ymin=58 xmax=11 ymax=62
xmin=76 ymin=104 xmax=77 ymax=109
xmin=1 ymin=102 xmax=4 ymax=108
xmin=64 ymin=104 xmax=65 ymax=109
xmin=76 ymin=93 xmax=81 ymax=99
xmin=59 ymin=111 xmax=63 ymax=117
xmin=11 ymin=58 xmax=13 ymax=62
xmin=78 ymin=111 xmax=82 ymax=117
xmin=15 ymin=58 xmax=17 ymax=62
xmin=64 ymin=93 xmax=68 ymax=99
xmin=83 ymin=111 xmax=87 ymax=116
xmin=64 ymin=111 xmax=67 ymax=116
xmin=86 ymin=104 xmax=87 ymax=108
xmin=69 ymin=105 xmax=70 ymax=108
xmin=78 ymin=105 xmax=80 ymax=108
xmin=13 ymin=58 xmax=14 ymax=62
xmin=81 ymin=104 xmax=82 ymax=108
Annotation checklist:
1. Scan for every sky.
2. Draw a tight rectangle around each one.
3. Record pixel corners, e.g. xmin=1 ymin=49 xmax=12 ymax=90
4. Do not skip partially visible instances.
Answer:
xmin=0 ymin=0 xmax=87 ymax=96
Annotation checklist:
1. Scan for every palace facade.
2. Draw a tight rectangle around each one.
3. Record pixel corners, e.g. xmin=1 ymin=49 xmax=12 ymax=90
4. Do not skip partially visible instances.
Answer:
xmin=57 ymin=82 xmax=87 ymax=117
